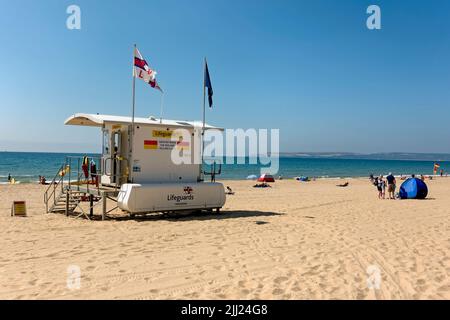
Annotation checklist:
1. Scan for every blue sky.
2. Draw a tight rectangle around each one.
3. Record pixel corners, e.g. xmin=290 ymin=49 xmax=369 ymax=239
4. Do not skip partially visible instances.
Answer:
xmin=0 ymin=0 xmax=449 ymax=153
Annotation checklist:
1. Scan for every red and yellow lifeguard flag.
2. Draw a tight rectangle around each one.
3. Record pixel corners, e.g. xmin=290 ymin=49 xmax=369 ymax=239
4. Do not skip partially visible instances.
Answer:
xmin=144 ymin=140 xmax=158 ymax=150
xmin=134 ymin=47 xmax=163 ymax=92
xmin=433 ymin=163 xmax=440 ymax=174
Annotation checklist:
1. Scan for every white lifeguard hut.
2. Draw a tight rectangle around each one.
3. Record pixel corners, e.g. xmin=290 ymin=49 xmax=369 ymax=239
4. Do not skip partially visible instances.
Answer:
xmin=44 ymin=113 xmax=226 ymax=219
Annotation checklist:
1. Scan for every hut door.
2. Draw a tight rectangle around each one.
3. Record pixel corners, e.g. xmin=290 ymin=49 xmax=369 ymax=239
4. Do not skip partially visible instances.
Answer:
xmin=112 ymin=131 xmax=122 ymax=183
xmin=102 ymin=129 xmax=111 ymax=182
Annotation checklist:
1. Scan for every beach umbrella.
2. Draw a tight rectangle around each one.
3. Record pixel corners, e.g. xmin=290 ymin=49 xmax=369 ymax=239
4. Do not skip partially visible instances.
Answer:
xmin=257 ymin=174 xmax=275 ymax=182
xmin=399 ymin=178 xmax=428 ymax=199
xmin=246 ymin=174 xmax=258 ymax=180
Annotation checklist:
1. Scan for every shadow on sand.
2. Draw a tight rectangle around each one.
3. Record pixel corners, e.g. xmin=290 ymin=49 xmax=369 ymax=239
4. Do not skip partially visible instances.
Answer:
xmin=109 ymin=210 xmax=283 ymax=222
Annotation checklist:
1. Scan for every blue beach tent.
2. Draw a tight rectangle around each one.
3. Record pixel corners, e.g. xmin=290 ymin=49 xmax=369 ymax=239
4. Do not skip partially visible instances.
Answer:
xmin=399 ymin=178 xmax=428 ymax=199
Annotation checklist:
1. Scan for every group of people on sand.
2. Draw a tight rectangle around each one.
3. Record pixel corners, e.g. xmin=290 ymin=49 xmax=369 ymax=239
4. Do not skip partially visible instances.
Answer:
xmin=370 ymin=173 xmax=397 ymax=200
xmin=253 ymin=182 xmax=272 ymax=188
xmin=7 ymin=173 xmax=15 ymax=184
xmin=38 ymin=175 xmax=47 ymax=185
xmin=398 ymin=173 xmax=432 ymax=181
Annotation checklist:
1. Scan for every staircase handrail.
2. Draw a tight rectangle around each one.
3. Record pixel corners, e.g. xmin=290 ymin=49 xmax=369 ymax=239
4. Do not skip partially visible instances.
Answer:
xmin=44 ymin=162 xmax=67 ymax=212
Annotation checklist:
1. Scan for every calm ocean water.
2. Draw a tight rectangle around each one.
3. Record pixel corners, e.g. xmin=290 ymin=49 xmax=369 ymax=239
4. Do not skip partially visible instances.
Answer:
xmin=0 ymin=152 xmax=448 ymax=184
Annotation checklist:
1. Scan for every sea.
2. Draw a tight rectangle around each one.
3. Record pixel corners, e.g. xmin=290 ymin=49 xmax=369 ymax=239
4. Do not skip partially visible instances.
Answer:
xmin=0 ymin=152 xmax=448 ymax=184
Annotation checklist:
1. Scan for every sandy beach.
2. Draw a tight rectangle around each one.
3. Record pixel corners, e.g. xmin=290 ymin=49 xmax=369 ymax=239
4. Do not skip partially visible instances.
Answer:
xmin=0 ymin=178 xmax=449 ymax=300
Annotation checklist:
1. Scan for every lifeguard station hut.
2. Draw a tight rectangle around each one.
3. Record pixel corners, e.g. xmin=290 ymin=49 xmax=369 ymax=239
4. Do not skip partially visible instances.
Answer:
xmin=44 ymin=113 xmax=226 ymax=220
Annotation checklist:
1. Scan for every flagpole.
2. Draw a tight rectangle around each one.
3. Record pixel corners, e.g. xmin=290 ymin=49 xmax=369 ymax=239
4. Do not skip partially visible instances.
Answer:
xmin=200 ymin=58 xmax=206 ymax=181
xmin=202 ymin=58 xmax=206 ymax=129
xmin=130 ymin=44 xmax=136 ymax=183
xmin=159 ymin=91 xmax=164 ymax=124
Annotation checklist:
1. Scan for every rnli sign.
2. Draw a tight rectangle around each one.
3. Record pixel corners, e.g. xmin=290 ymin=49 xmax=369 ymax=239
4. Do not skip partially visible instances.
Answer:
xmin=167 ymin=186 xmax=195 ymax=205
xmin=145 ymin=130 xmax=191 ymax=151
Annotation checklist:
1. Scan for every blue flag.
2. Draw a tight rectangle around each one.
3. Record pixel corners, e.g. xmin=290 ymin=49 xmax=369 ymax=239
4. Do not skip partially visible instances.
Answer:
xmin=204 ymin=61 xmax=213 ymax=108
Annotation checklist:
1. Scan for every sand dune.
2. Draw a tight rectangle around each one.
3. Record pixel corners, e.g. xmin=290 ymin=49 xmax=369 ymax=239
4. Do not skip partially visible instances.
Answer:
xmin=0 ymin=178 xmax=449 ymax=299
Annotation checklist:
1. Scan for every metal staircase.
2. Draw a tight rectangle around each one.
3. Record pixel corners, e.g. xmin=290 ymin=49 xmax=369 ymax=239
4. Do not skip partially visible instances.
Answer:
xmin=44 ymin=156 xmax=120 ymax=219
xmin=44 ymin=163 xmax=66 ymax=213
xmin=48 ymin=191 xmax=84 ymax=213
xmin=44 ymin=160 xmax=87 ymax=215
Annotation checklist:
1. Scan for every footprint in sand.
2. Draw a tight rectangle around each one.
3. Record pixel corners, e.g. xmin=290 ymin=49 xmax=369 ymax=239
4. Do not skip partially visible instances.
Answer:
xmin=241 ymin=289 xmax=250 ymax=295
xmin=28 ymin=279 xmax=38 ymax=286
xmin=237 ymin=280 xmax=247 ymax=287
xmin=86 ymin=265 xmax=95 ymax=271
xmin=438 ymin=284 xmax=450 ymax=292
xmin=272 ymin=288 xmax=284 ymax=295
xmin=274 ymin=276 xmax=288 ymax=284
xmin=353 ymin=273 xmax=363 ymax=283
xmin=416 ymin=278 xmax=426 ymax=286
xmin=434 ymin=275 xmax=445 ymax=282
xmin=213 ymin=265 xmax=225 ymax=271
xmin=355 ymin=289 xmax=367 ymax=300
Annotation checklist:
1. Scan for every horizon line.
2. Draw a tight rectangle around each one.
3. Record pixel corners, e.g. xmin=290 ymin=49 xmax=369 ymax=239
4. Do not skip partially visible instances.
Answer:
xmin=2 ymin=150 xmax=450 ymax=157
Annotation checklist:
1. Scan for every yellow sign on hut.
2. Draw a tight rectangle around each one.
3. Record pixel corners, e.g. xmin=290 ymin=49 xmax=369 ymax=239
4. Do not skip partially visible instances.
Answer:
xmin=152 ymin=129 xmax=173 ymax=138
xmin=11 ymin=201 xmax=27 ymax=217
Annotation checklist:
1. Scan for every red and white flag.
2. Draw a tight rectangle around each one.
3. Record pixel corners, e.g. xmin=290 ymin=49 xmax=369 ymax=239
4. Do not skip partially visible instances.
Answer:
xmin=133 ymin=47 xmax=163 ymax=92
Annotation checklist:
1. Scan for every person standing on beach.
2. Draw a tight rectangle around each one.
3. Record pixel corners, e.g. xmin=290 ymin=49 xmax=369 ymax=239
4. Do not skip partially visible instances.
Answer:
xmin=7 ymin=173 xmax=11 ymax=182
xmin=386 ymin=172 xmax=396 ymax=199
xmin=377 ymin=176 xmax=385 ymax=199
